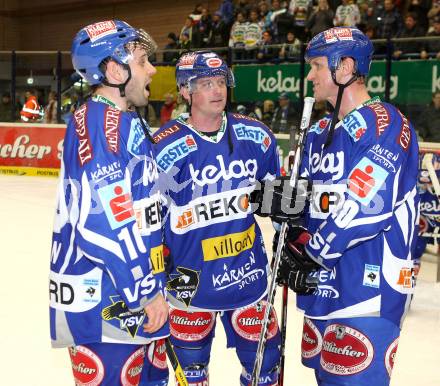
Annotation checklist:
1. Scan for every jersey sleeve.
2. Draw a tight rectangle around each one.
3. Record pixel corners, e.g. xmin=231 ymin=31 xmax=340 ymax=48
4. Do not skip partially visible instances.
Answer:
xmin=66 ymin=106 xmax=161 ymax=312
xmin=305 ymin=111 xmax=417 ymax=270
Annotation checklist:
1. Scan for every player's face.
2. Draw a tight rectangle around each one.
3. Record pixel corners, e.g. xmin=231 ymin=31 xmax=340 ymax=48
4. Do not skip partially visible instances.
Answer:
xmin=190 ymin=76 xmax=227 ymax=118
xmin=125 ymin=46 xmax=156 ymax=107
xmin=307 ymin=56 xmax=336 ymax=103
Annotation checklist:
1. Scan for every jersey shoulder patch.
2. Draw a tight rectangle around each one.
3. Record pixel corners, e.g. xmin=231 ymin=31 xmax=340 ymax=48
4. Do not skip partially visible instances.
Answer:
xmin=341 ymin=110 xmax=367 ymax=142
xmin=230 ymin=114 xmax=273 ymax=153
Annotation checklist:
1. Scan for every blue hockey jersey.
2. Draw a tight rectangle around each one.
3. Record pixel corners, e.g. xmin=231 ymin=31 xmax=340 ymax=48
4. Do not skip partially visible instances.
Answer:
xmin=155 ymin=112 xmax=280 ymax=311
xmin=298 ymin=99 xmax=419 ymax=328
xmin=49 ymin=99 xmax=168 ymax=348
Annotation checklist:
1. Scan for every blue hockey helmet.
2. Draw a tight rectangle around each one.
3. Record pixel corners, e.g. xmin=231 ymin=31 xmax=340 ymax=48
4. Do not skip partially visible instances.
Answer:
xmin=305 ymin=27 xmax=373 ymax=77
xmin=71 ymin=20 xmax=157 ymax=85
xmin=175 ymin=51 xmax=235 ymax=91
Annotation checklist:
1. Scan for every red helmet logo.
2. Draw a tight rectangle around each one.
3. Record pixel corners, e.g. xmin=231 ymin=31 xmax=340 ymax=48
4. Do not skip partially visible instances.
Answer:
xmin=206 ymin=58 xmax=222 ymax=68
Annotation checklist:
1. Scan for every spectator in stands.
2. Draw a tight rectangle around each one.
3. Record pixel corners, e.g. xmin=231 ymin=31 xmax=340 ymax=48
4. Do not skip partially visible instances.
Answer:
xmin=262 ymin=99 xmax=275 ymax=126
xmin=421 ymin=16 xmax=440 ymax=58
xmin=229 ymin=12 xmax=248 ymax=60
xmin=179 ymin=31 xmax=191 ymax=52
xmin=279 ymin=30 xmax=302 ymax=60
xmin=334 ymin=0 xmax=361 ymax=27
xmin=271 ymin=91 xmax=298 ymax=133
xmin=20 ymin=90 xmax=44 ymax=122
xmin=44 ymin=91 xmax=58 ymax=124
xmin=407 ymin=0 xmax=430 ymax=33
xmin=163 ymin=32 xmax=179 ymax=63
xmin=244 ymin=8 xmax=263 ymax=59
xmin=374 ymin=0 xmax=403 ymax=39
xmin=209 ymin=11 xmax=229 ymax=47
xmin=179 ymin=16 xmax=200 ymax=48
xmin=257 ymin=29 xmax=277 ymax=62
xmin=218 ymin=0 xmax=235 ymax=29
xmin=0 ymin=92 xmax=16 ymax=122
xmin=170 ymin=93 xmax=188 ymax=120
xmin=306 ymin=0 xmax=334 ymax=39
xmin=269 ymin=0 xmax=288 ymax=42
xmin=190 ymin=3 xmax=204 ymax=23
xmin=393 ymin=13 xmax=425 ymax=58
xmin=160 ymin=93 xmax=176 ymax=126
xmin=428 ymin=0 xmax=440 ymax=29
xmin=258 ymin=1 xmax=272 ymax=31
xmin=288 ymin=0 xmax=314 ymax=40
xmin=417 ymin=92 xmax=440 ymax=142
xmin=235 ymin=0 xmax=253 ymax=18
xmin=196 ymin=8 xmax=212 ymax=48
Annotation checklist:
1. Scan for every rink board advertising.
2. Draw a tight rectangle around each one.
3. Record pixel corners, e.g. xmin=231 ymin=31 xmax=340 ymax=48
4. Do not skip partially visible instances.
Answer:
xmin=0 ymin=123 xmax=64 ymax=176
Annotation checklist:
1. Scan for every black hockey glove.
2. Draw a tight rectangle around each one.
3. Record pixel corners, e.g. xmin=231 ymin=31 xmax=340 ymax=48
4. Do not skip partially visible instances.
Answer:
xmin=250 ymin=176 xmax=310 ymax=223
xmin=275 ymin=226 xmax=320 ymax=295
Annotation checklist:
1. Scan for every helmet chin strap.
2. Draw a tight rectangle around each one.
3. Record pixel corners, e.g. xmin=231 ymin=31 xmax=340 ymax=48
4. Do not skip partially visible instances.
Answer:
xmin=324 ymin=71 xmax=358 ymax=149
xmin=102 ymin=64 xmax=132 ymax=98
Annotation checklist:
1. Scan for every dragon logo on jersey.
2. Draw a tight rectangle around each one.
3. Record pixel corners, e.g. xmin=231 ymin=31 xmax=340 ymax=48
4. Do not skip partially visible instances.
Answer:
xmin=101 ymin=295 xmax=145 ymax=338
xmin=167 ymin=266 xmax=200 ymax=307
xmin=232 ymin=123 xmax=271 ymax=153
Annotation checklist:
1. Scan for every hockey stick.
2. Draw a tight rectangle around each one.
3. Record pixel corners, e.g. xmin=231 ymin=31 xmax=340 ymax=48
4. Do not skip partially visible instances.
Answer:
xmin=164 ymin=337 xmax=189 ymax=386
xmin=422 ymin=153 xmax=440 ymax=197
xmin=251 ymin=97 xmax=315 ymax=386
xmin=278 ymin=285 xmax=288 ymax=386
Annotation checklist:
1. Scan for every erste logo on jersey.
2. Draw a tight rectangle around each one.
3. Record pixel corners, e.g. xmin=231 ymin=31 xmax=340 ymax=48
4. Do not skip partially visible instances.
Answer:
xmin=190 ymin=155 xmax=258 ymax=187
xmin=302 ymin=318 xmax=323 ymax=359
xmin=170 ymin=187 xmax=251 ymax=234
xmin=121 ymin=346 xmax=145 ymax=385
xmin=73 ymin=104 xmax=93 ymax=166
xmin=232 ymin=123 xmax=271 ymax=153
xmin=69 ymin=345 xmax=104 ymax=386
xmin=320 ymin=324 xmax=374 ymax=375
xmin=384 ymin=338 xmax=399 ymax=377
xmin=341 ymin=111 xmax=367 ymax=142
xmin=157 ymin=135 xmax=197 ymax=172
xmin=170 ymin=309 xmax=216 ymax=341
xmin=85 ymin=20 xmax=117 ymax=42
xmin=211 ymin=251 xmax=264 ymax=291
xmin=310 ymin=183 xmax=346 ymax=219
xmin=146 ymin=340 xmax=167 ymax=369
xmin=98 ymin=180 xmax=134 ymax=229
xmin=310 ymin=117 xmax=330 ymax=134
xmin=368 ymin=103 xmax=389 ymax=136
xmin=202 ymin=223 xmax=256 ymax=261
xmin=231 ymin=301 xmax=278 ymax=341
xmin=347 ymin=157 xmax=389 ymax=206
xmin=127 ymin=118 xmax=146 ymax=156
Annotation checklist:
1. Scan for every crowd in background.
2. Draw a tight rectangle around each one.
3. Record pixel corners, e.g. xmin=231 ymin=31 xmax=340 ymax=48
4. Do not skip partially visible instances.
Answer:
xmin=1 ymin=0 xmax=439 ymax=142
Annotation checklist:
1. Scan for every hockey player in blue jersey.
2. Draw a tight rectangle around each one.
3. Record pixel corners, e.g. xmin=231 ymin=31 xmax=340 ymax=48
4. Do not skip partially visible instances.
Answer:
xmin=154 ymin=51 xmax=281 ymax=385
xmin=49 ymin=20 xmax=169 ymax=386
xmin=276 ymin=27 xmax=419 ymax=386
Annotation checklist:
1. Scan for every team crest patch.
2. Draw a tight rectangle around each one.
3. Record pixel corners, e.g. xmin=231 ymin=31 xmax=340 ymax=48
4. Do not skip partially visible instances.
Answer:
xmin=167 ymin=266 xmax=200 ymax=307
xmin=302 ymin=318 xmax=323 ymax=359
xmin=121 ymin=346 xmax=145 ymax=385
xmin=232 ymin=123 xmax=271 ymax=153
xmin=321 ymin=324 xmax=374 ymax=375
xmin=363 ymin=264 xmax=380 ymax=288
xmin=101 ymin=295 xmax=145 ymax=338
xmin=69 ymin=345 xmax=105 ymax=386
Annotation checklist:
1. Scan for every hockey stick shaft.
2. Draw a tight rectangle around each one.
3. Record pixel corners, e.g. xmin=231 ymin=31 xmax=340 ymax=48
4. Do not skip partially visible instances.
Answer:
xmin=250 ymin=97 xmax=315 ymax=386
xmin=278 ymin=285 xmax=288 ymax=386
xmin=165 ymin=337 xmax=189 ymax=386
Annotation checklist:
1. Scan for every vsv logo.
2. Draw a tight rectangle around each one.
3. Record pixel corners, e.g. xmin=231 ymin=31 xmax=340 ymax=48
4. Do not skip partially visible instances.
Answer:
xmin=189 ymin=155 xmax=258 ymax=186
